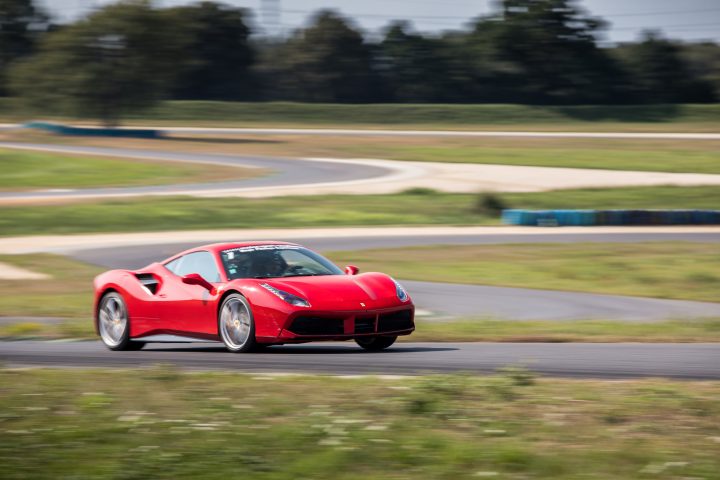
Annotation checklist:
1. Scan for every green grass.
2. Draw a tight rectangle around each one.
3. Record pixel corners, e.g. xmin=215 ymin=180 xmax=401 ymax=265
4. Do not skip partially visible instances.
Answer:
xmin=3 ymin=99 xmax=720 ymax=131
xmin=343 ymin=144 xmax=720 ymax=173
xmin=1 ymin=368 xmax=719 ymax=479
xmin=327 ymin=242 xmax=720 ymax=303
xmin=0 ymin=192 xmax=490 ymax=236
xmin=0 ymin=148 xmax=258 ymax=191
xmin=1 ymin=186 xmax=720 ymax=236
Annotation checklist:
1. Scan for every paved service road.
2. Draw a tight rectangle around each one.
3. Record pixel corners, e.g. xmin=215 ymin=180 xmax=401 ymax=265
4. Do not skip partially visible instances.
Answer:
xmin=159 ymin=128 xmax=720 ymax=140
xmin=66 ymin=230 xmax=720 ymax=321
xmin=69 ymin=230 xmax=720 ymax=270
xmin=69 ymin=243 xmax=720 ymax=321
xmin=5 ymin=124 xmax=720 ymax=140
xmin=1 ymin=341 xmax=718 ymax=379
xmin=401 ymin=281 xmax=720 ymax=321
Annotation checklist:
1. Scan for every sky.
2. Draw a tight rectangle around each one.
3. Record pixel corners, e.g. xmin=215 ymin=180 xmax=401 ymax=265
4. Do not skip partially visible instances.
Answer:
xmin=42 ymin=0 xmax=720 ymax=44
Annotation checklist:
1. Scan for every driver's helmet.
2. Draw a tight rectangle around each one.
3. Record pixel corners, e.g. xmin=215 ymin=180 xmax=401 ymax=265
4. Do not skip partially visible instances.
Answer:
xmin=250 ymin=250 xmax=287 ymax=277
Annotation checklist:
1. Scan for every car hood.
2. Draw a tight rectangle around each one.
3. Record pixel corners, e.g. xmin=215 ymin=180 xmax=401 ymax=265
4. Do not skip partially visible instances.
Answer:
xmin=262 ymin=273 xmax=407 ymax=310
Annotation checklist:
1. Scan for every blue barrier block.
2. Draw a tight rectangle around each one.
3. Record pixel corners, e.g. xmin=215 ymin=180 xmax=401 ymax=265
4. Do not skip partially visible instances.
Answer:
xmin=24 ymin=121 xmax=160 ymax=139
xmin=501 ymin=209 xmax=720 ymax=226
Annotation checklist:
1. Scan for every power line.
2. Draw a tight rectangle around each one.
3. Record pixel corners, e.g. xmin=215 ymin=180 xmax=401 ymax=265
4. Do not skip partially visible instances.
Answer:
xmin=260 ymin=0 xmax=281 ymax=35
xmin=599 ymin=7 xmax=720 ymax=18
xmin=612 ymin=22 xmax=720 ymax=31
xmin=272 ymin=6 xmax=720 ymax=24
xmin=278 ymin=8 xmax=720 ymax=31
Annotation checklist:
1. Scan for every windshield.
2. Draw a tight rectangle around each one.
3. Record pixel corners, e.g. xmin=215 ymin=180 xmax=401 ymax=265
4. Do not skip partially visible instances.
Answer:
xmin=220 ymin=245 xmax=344 ymax=280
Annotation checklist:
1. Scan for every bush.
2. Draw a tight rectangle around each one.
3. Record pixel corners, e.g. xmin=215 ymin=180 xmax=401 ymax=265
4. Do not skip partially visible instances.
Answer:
xmin=402 ymin=187 xmax=439 ymax=195
xmin=474 ymin=192 xmax=508 ymax=215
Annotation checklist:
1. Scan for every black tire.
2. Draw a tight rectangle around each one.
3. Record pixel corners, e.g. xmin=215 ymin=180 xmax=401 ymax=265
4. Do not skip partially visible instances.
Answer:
xmin=97 ymin=291 xmax=134 ymax=351
xmin=218 ymin=293 xmax=257 ymax=353
xmin=355 ymin=335 xmax=397 ymax=351
xmin=126 ymin=342 xmax=146 ymax=351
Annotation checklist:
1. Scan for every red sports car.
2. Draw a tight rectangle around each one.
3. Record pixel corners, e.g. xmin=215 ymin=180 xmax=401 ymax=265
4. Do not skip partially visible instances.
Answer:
xmin=93 ymin=242 xmax=414 ymax=352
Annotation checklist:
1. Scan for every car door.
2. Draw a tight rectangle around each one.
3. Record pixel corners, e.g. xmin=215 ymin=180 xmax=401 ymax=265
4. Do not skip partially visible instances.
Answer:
xmin=160 ymin=251 xmax=222 ymax=336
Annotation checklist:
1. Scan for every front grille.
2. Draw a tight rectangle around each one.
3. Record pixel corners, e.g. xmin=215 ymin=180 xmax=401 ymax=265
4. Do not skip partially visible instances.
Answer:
xmin=378 ymin=309 xmax=413 ymax=333
xmin=355 ymin=315 xmax=376 ymax=334
xmin=288 ymin=316 xmax=345 ymax=335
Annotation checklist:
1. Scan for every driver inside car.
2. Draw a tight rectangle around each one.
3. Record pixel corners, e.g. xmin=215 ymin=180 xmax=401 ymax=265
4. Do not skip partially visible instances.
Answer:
xmin=249 ymin=250 xmax=288 ymax=278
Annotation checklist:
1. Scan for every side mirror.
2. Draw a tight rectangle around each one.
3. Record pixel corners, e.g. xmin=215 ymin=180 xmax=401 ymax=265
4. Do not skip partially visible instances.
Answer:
xmin=344 ymin=265 xmax=359 ymax=275
xmin=182 ymin=273 xmax=216 ymax=294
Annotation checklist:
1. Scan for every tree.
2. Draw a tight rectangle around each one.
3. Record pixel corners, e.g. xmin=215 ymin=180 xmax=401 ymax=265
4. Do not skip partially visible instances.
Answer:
xmin=10 ymin=0 xmax=185 ymax=126
xmin=266 ymin=10 xmax=377 ymax=102
xmin=0 ymin=0 xmax=49 ymax=95
xmin=680 ymin=42 xmax=720 ymax=101
xmin=166 ymin=2 xmax=255 ymax=100
xmin=464 ymin=0 xmax=624 ymax=103
xmin=616 ymin=31 xmax=716 ymax=103
xmin=378 ymin=21 xmax=463 ymax=102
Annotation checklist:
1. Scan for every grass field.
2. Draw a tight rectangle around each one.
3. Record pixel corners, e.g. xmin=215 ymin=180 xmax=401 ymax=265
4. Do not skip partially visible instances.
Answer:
xmin=12 ymin=129 xmax=720 ymax=175
xmin=1 ymin=368 xmax=719 ymax=479
xmin=328 ymin=243 xmax=720 ymax=303
xmin=4 ymin=99 xmax=720 ymax=131
xmin=0 ymin=148 xmax=259 ymax=191
xmin=336 ymin=142 xmax=720 ymax=173
xmin=1 ymin=186 xmax=719 ymax=236
xmin=1 ymin=252 xmax=719 ymax=342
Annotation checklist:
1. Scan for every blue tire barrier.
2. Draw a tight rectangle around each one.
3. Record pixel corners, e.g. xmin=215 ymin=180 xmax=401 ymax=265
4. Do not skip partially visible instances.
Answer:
xmin=24 ymin=121 xmax=161 ymax=139
xmin=502 ymin=209 xmax=720 ymax=226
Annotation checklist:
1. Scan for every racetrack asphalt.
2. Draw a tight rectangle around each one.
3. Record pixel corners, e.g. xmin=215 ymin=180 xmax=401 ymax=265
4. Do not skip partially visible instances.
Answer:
xmin=1 ymin=341 xmax=718 ymax=379
xmin=0 ymin=142 xmax=393 ymax=202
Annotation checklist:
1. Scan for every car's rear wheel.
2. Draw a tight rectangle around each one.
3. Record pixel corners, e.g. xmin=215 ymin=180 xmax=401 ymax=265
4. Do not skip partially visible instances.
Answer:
xmin=219 ymin=293 xmax=257 ymax=353
xmin=98 ymin=292 xmax=135 ymax=351
xmin=355 ymin=335 xmax=397 ymax=351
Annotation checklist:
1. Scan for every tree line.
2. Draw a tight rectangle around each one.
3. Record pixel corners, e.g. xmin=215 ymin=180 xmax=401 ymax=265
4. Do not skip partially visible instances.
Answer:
xmin=2 ymin=0 xmax=719 ymax=125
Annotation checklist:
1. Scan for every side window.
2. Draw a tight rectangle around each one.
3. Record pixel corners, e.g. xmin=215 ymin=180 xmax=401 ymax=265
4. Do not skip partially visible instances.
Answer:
xmin=164 ymin=257 xmax=182 ymax=275
xmin=168 ymin=251 xmax=221 ymax=283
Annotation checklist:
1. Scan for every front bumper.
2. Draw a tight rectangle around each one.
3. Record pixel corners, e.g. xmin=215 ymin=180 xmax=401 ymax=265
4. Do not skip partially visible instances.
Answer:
xmin=272 ymin=305 xmax=414 ymax=342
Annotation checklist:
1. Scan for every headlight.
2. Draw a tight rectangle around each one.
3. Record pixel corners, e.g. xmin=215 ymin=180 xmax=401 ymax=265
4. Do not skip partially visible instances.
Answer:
xmin=394 ymin=280 xmax=409 ymax=302
xmin=260 ymin=283 xmax=311 ymax=307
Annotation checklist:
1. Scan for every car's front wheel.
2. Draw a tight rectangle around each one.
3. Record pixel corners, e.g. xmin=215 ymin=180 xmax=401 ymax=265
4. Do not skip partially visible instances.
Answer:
xmin=355 ymin=335 xmax=397 ymax=351
xmin=98 ymin=291 xmax=139 ymax=351
xmin=219 ymin=293 xmax=257 ymax=353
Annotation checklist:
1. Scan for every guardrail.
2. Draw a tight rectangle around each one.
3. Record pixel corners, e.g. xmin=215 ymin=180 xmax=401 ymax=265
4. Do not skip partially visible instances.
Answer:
xmin=24 ymin=122 xmax=160 ymax=139
xmin=502 ymin=209 xmax=720 ymax=226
